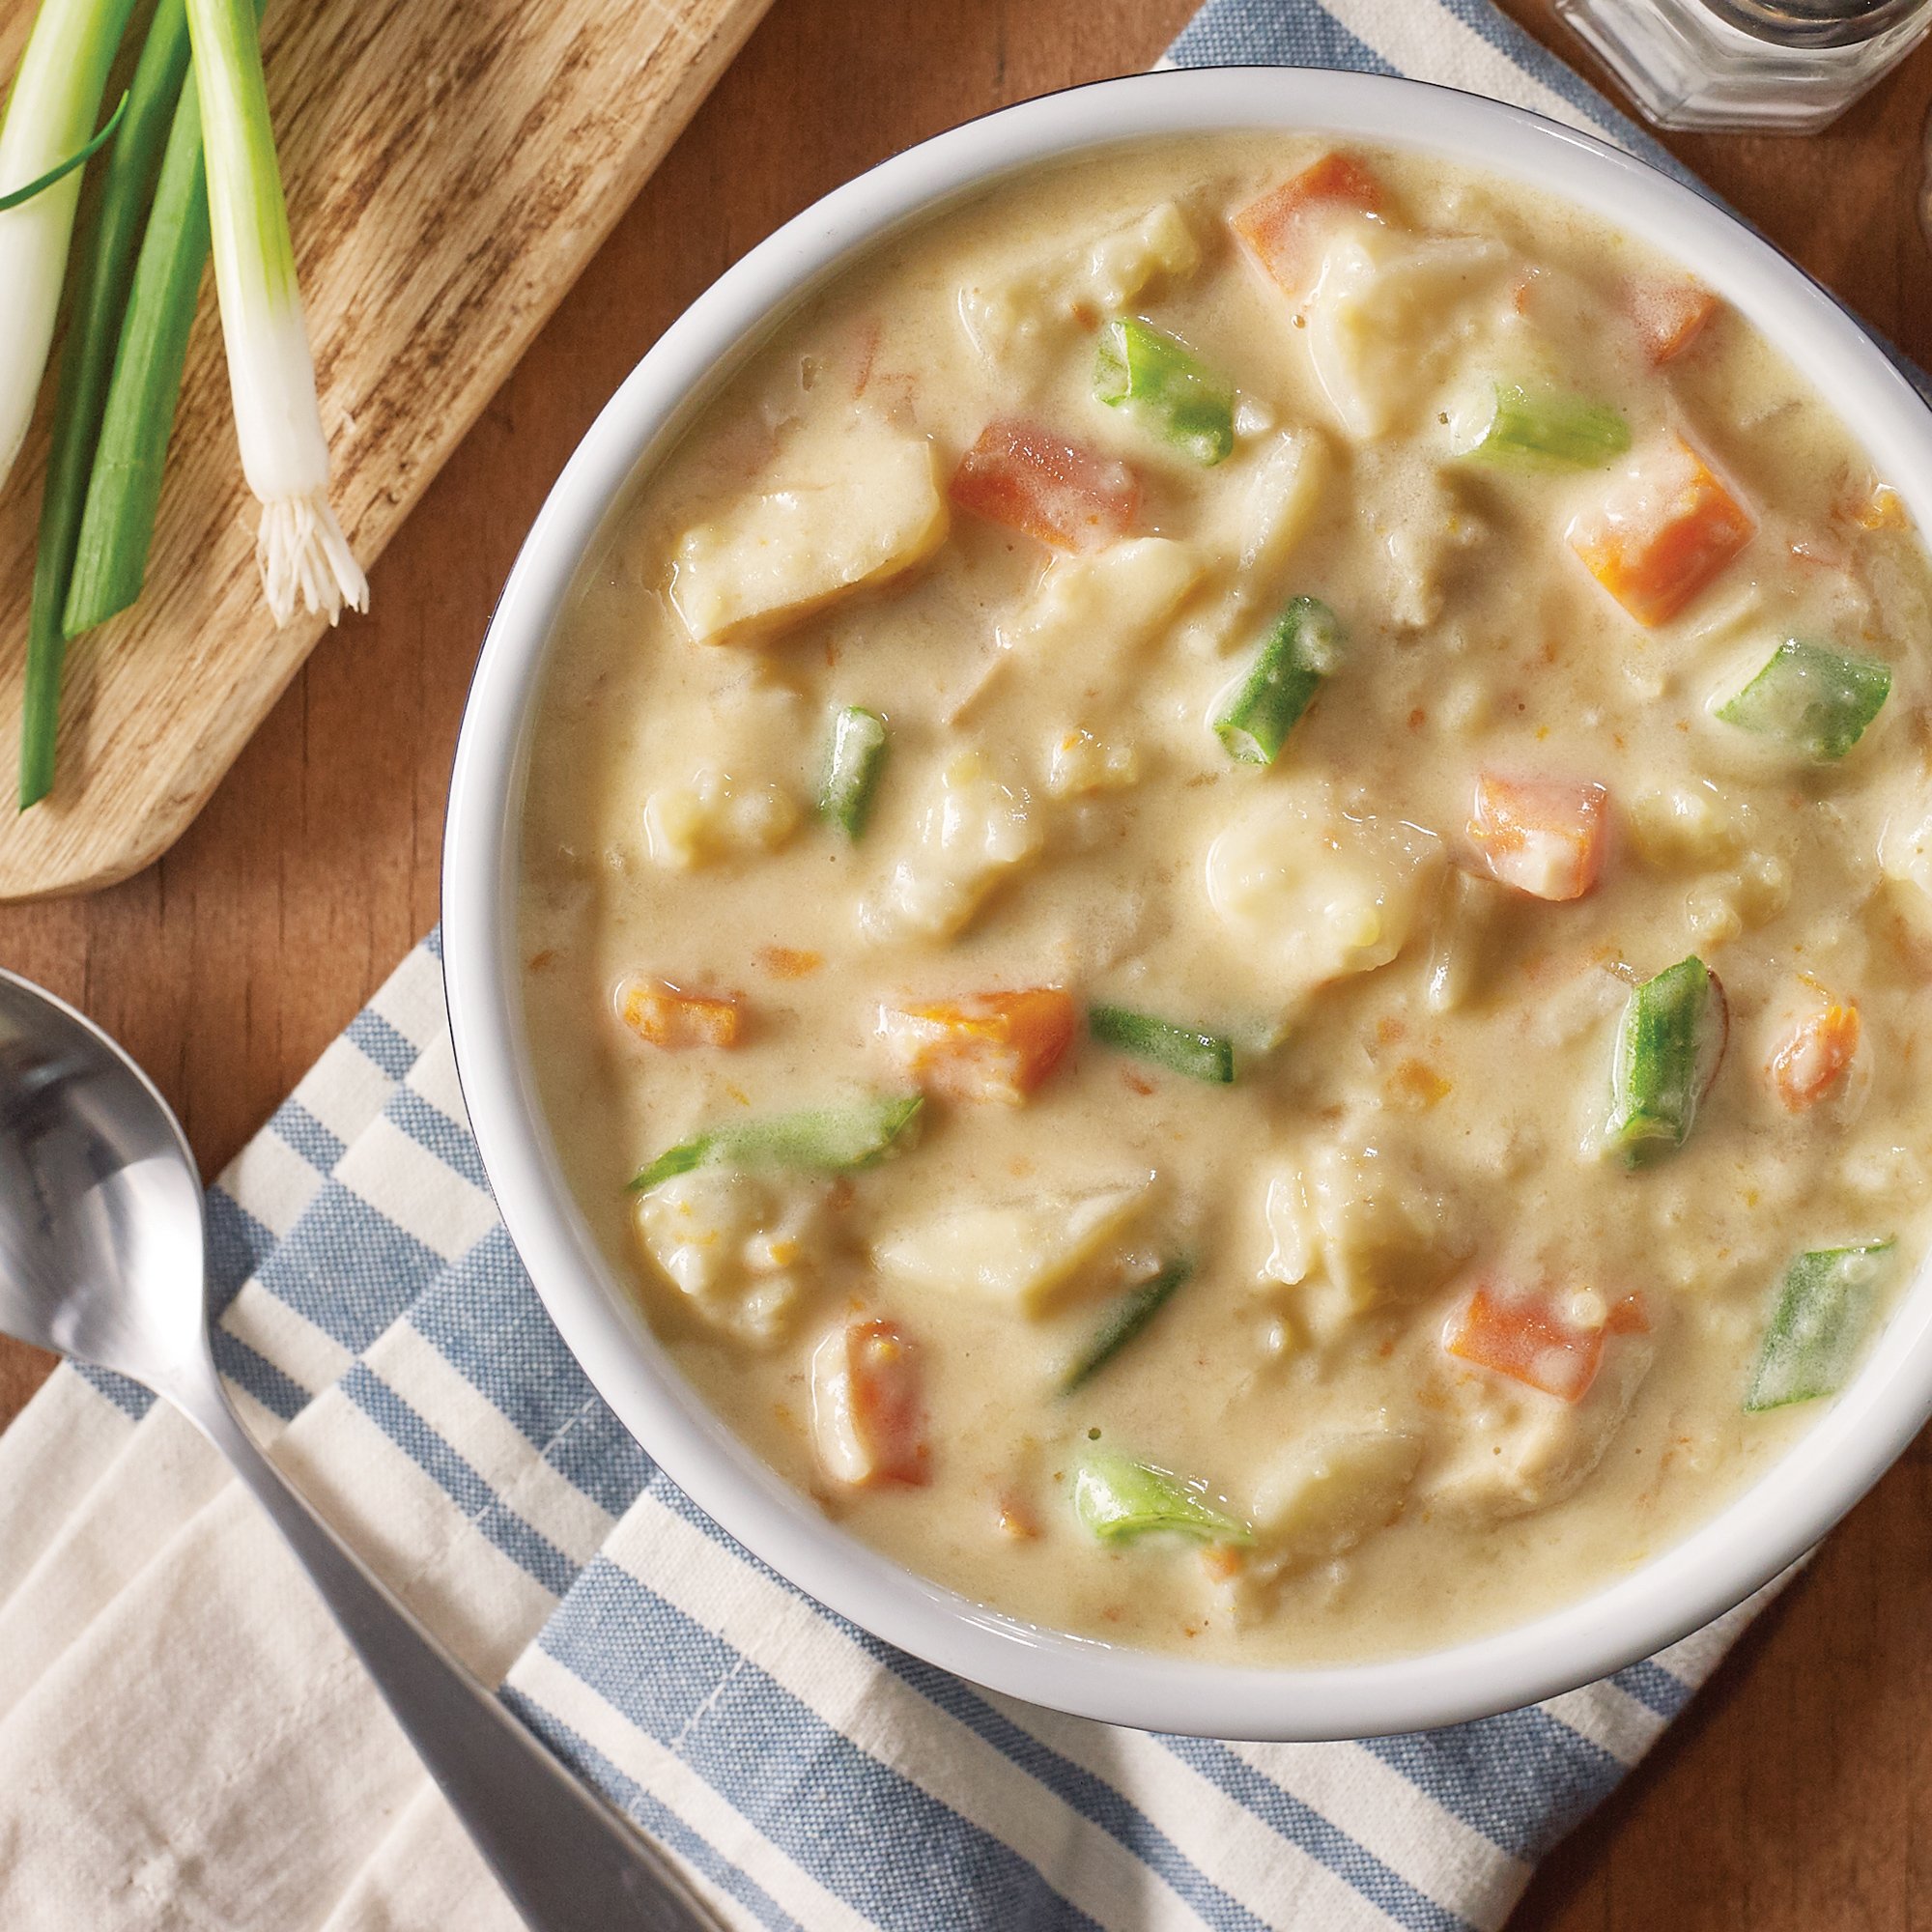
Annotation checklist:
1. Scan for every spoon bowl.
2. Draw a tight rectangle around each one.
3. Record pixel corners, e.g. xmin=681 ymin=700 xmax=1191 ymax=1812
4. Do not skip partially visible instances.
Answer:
xmin=0 ymin=971 xmax=208 ymax=1392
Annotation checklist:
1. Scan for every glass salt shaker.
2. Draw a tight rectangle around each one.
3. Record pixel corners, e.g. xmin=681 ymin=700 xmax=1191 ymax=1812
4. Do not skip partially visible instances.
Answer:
xmin=1553 ymin=0 xmax=1932 ymax=131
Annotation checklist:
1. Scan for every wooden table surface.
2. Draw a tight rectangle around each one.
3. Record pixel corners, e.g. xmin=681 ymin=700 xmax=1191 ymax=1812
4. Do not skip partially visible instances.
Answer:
xmin=3 ymin=2 xmax=1928 ymax=1923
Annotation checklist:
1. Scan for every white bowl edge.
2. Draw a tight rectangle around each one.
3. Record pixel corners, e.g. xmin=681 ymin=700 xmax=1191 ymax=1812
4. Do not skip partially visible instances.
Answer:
xmin=442 ymin=66 xmax=1932 ymax=1742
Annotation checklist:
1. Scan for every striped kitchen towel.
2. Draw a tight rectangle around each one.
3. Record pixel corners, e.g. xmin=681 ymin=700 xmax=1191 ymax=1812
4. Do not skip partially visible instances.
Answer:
xmin=0 ymin=11 xmax=1804 ymax=1931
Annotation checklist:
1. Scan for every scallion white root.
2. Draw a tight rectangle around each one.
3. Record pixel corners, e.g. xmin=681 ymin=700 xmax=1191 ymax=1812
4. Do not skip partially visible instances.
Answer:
xmin=185 ymin=0 xmax=366 ymax=625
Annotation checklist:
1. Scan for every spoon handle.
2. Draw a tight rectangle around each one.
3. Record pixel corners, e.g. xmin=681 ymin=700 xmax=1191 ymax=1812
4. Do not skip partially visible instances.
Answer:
xmin=187 ymin=1389 xmax=725 ymax=1932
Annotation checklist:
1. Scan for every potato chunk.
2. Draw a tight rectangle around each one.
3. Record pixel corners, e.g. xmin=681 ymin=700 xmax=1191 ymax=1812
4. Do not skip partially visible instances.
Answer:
xmin=1300 ymin=225 xmax=1510 ymax=440
xmin=1205 ymin=785 xmax=1444 ymax=1006
xmin=669 ymin=414 xmax=949 ymax=644
xmin=958 ymin=201 xmax=1200 ymax=362
xmin=1429 ymin=1320 xmax=1656 ymax=1519
xmin=868 ymin=753 xmax=1041 ymax=940
xmin=641 ymin=767 xmax=799 ymax=870
xmin=873 ymin=1180 xmax=1151 ymax=1315
xmin=1263 ymin=1139 xmax=1471 ymax=1321
xmin=1212 ymin=1428 xmax=1425 ymax=1624
xmin=999 ymin=537 xmax=1208 ymax=668
xmin=634 ymin=1169 xmax=829 ymax=1343
xmin=1236 ymin=427 xmax=1331 ymax=584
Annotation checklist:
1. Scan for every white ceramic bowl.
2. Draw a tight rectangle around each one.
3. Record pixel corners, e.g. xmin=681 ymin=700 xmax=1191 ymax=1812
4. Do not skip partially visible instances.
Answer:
xmin=443 ymin=66 xmax=1932 ymax=1741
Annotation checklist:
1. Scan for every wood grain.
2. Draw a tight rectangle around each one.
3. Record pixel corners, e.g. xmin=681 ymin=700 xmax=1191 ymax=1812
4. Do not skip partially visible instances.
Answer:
xmin=2 ymin=2 xmax=1930 ymax=1926
xmin=0 ymin=0 xmax=773 ymax=902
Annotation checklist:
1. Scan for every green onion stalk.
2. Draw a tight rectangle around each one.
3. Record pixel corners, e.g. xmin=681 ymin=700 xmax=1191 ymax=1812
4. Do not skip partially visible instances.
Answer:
xmin=0 ymin=0 xmax=140 ymax=484
xmin=185 ymin=0 xmax=365 ymax=624
xmin=19 ymin=0 xmax=193 ymax=809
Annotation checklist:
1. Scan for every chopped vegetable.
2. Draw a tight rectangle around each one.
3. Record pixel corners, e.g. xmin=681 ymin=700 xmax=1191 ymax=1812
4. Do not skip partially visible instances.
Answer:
xmin=1094 ymin=317 xmax=1236 ymax=467
xmin=614 ymin=977 xmax=743 ymax=1050
xmin=1089 ymin=1003 xmax=1235 ymax=1084
xmin=1628 ymin=278 xmax=1719 ymax=364
xmin=65 ymin=0 xmax=241 ymax=637
xmin=1468 ymin=774 xmax=1609 ymax=902
xmin=1448 ymin=382 xmax=1631 ymax=468
xmin=1212 ymin=595 xmax=1345 ymax=765
xmin=1568 ymin=436 xmax=1755 ymax=626
xmin=1232 ymin=151 xmax=1384 ymax=298
xmin=1767 ymin=1000 xmax=1860 ymax=1112
xmin=0 ymin=0 xmax=138 ymax=487
xmin=877 ymin=987 xmax=1076 ymax=1104
xmin=1745 ymin=1242 xmax=1892 ymax=1411
xmin=811 ymin=1316 xmax=929 ymax=1487
xmin=1713 ymin=639 xmax=1891 ymax=761
xmin=631 ymin=1093 xmax=923 ymax=1192
xmin=948 ymin=418 xmax=1139 ymax=553
xmin=674 ymin=418 xmax=947 ymax=643
xmin=817 ymin=705 xmax=889 ymax=838
xmin=874 ymin=1180 xmax=1151 ymax=1315
xmin=19 ymin=0 xmax=192 ymax=808
xmin=1605 ymin=956 xmax=1728 ymax=1167
xmin=1061 ymin=1258 xmax=1192 ymax=1393
xmin=185 ymin=0 xmax=368 ymax=623
xmin=1071 ymin=1446 xmax=1250 ymax=1545
xmin=1445 ymin=1284 xmax=1649 ymax=1403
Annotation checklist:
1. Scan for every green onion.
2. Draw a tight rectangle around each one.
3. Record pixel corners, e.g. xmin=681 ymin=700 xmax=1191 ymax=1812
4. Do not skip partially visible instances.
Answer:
xmin=1089 ymin=1004 xmax=1235 ymax=1084
xmin=65 ymin=0 xmax=244 ymax=639
xmin=1071 ymin=1446 xmax=1250 ymax=1546
xmin=1714 ymin=639 xmax=1891 ymax=761
xmin=185 ymin=0 xmax=366 ymax=624
xmin=817 ymin=706 xmax=889 ymax=838
xmin=18 ymin=0 xmax=193 ymax=809
xmin=1449 ymin=382 xmax=1632 ymax=468
xmin=0 ymin=88 xmax=126 ymax=213
xmin=630 ymin=1093 xmax=923 ymax=1193
xmin=1094 ymin=317 xmax=1235 ymax=467
xmin=1212 ymin=595 xmax=1344 ymax=765
xmin=1605 ymin=956 xmax=1727 ymax=1168
xmin=1061 ymin=1258 xmax=1193 ymax=1393
xmin=1746 ymin=1240 xmax=1893 ymax=1412
xmin=0 ymin=0 xmax=140 ymax=486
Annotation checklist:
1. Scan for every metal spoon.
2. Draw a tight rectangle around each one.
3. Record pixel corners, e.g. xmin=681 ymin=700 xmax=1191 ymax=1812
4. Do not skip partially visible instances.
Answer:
xmin=0 ymin=966 xmax=721 ymax=1932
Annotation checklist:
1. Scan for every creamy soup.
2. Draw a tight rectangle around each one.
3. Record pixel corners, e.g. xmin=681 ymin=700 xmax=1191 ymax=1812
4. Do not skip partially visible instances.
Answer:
xmin=519 ymin=135 xmax=1932 ymax=1665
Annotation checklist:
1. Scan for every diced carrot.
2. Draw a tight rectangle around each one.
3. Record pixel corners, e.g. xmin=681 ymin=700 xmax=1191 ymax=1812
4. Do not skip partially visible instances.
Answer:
xmin=811 ymin=1316 xmax=929 ymax=1488
xmin=1767 ymin=1001 xmax=1861 ymax=1111
xmin=949 ymin=420 xmax=1140 ymax=553
xmin=614 ymin=976 xmax=743 ymax=1048
xmin=1468 ymin=774 xmax=1610 ymax=902
xmin=1444 ymin=1284 xmax=1648 ymax=1403
xmin=1627 ymin=278 xmax=1719 ymax=364
xmin=1232 ymin=151 xmax=1386 ymax=298
xmin=1567 ymin=436 xmax=1756 ymax=626
xmin=1199 ymin=1544 xmax=1245 ymax=1583
xmin=756 ymin=946 xmax=823 ymax=980
xmin=996 ymin=1490 xmax=1041 ymax=1541
xmin=877 ymin=987 xmax=1077 ymax=1104
xmin=1838 ymin=477 xmax=1912 ymax=532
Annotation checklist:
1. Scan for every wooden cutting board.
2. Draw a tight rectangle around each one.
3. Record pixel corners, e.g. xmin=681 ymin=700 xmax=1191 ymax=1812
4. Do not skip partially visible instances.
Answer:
xmin=0 ymin=0 xmax=772 ymax=901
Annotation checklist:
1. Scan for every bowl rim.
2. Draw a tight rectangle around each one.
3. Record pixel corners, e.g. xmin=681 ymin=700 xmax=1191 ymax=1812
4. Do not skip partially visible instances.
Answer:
xmin=442 ymin=64 xmax=1932 ymax=1742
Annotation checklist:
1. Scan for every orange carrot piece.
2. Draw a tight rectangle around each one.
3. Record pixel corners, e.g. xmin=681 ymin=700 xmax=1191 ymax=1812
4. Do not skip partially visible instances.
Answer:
xmin=1628 ymin=278 xmax=1719 ymax=364
xmin=1567 ymin=436 xmax=1755 ymax=626
xmin=1444 ymin=1285 xmax=1649 ymax=1403
xmin=614 ymin=976 xmax=743 ymax=1049
xmin=1232 ymin=151 xmax=1385 ymax=298
xmin=878 ymin=987 xmax=1077 ymax=1104
xmin=756 ymin=946 xmax=823 ymax=980
xmin=1468 ymin=774 xmax=1609 ymax=902
xmin=950 ymin=420 xmax=1140 ymax=553
xmin=1768 ymin=1002 xmax=1861 ymax=1111
xmin=811 ymin=1316 xmax=929 ymax=1488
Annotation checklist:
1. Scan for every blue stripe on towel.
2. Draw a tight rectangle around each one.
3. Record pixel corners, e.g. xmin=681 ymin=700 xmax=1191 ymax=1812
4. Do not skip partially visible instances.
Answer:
xmin=540 ymin=1557 xmax=1108 ymax=1932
